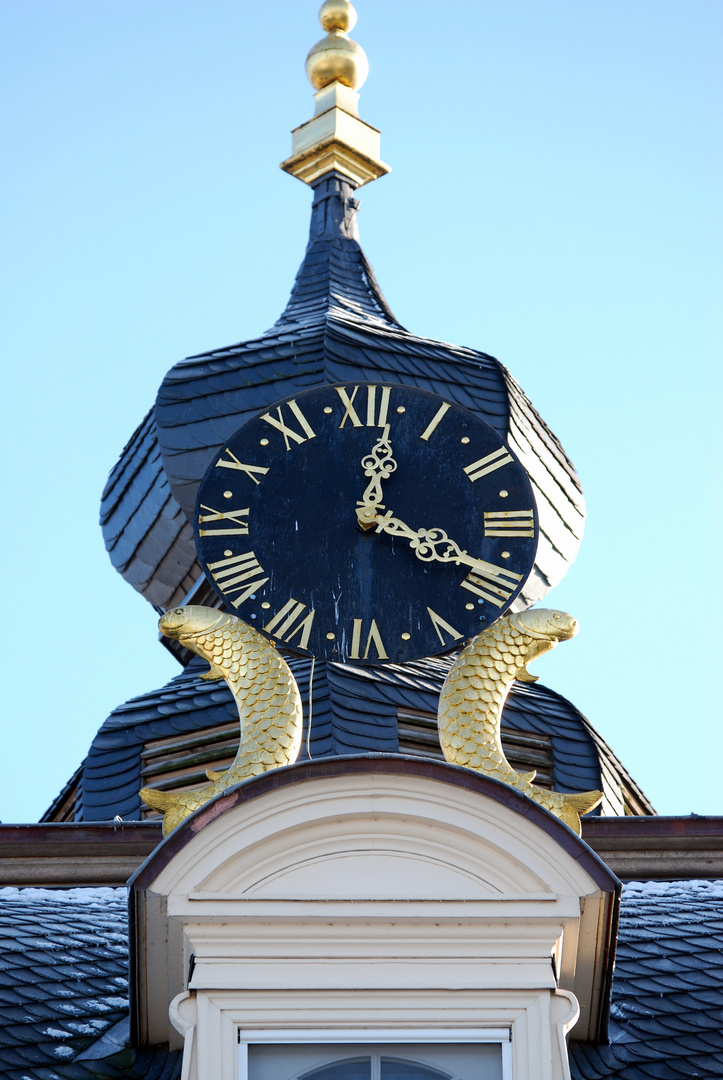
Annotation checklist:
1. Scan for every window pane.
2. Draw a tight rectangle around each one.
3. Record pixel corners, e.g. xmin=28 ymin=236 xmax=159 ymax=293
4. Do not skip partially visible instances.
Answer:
xmin=249 ymin=1044 xmax=372 ymax=1080
xmin=381 ymin=1058 xmax=450 ymax=1080
xmin=380 ymin=1045 xmax=502 ymax=1080
xmin=303 ymin=1060 xmax=372 ymax=1080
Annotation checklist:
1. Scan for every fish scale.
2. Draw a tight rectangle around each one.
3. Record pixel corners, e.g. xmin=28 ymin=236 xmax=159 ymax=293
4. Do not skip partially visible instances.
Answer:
xmin=139 ymin=605 xmax=303 ymax=835
xmin=438 ymin=609 xmax=602 ymax=835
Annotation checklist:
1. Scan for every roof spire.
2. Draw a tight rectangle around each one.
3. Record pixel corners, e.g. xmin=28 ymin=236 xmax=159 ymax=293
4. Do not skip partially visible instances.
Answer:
xmin=281 ymin=0 xmax=390 ymax=188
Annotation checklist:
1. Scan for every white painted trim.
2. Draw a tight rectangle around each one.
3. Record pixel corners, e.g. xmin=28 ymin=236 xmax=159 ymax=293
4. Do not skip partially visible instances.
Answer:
xmin=191 ymin=988 xmax=572 ymax=1080
xmin=145 ymin=769 xmax=612 ymax=1077
xmin=501 ymin=1042 xmax=513 ymax=1080
xmin=237 ymin=1029 xmax=512 ymax=1043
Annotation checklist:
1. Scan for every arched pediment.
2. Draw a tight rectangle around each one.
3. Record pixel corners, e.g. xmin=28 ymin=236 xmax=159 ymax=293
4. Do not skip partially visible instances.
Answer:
xmin=137 ymin=759 xmax=612 ymax=903
xmin=193 ymin=814 xmax=550 ymax=900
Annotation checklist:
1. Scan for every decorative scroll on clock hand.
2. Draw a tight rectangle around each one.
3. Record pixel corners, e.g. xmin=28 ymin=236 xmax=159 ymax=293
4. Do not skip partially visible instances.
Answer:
xmin=356 ymin=424 xmax=398 ymax=531
xmin=372 ymin=509 xmax=504 ymax=579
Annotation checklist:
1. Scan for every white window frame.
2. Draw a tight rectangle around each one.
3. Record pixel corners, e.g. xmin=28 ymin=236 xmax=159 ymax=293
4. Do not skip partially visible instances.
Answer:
xmin=237 ymin=1029 xmax=513 ymax=1080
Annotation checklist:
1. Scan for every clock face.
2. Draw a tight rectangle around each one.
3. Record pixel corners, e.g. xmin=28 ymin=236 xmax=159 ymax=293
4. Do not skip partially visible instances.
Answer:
xmin=194 ymin=383 xmax=538 ymax=664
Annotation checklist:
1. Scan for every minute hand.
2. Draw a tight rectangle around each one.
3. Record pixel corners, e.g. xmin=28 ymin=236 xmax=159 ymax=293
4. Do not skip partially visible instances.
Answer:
xmin=373 ymin=510 xmax=520 ymax=581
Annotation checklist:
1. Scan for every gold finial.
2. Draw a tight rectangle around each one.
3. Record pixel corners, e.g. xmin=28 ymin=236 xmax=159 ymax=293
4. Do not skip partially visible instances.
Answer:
xmin=319 ymin=0 xmax=357 ymax=34
xmin=306 ymin=1 xmax=368 ymax=91
xmin=281 ymin=1 xmax=389 ymax=188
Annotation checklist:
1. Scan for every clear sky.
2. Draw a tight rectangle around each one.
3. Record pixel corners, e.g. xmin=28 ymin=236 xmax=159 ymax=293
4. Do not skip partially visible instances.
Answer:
xmin=1 ymin=0 xmax=720 ymax=823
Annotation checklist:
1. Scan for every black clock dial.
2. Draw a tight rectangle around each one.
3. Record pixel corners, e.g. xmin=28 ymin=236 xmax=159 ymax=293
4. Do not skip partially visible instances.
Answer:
xmin=194 ymin=383 xmax=538 ymax=664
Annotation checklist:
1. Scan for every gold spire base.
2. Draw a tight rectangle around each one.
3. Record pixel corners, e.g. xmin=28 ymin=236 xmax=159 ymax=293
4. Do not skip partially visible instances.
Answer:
xmin=281 ymin=135 xmax=389 ymax=187
xmin=281 ymin=82 xmax=389 ymax=188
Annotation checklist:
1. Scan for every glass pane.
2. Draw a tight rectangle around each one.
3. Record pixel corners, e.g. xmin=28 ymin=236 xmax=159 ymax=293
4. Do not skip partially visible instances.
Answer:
xmin=380 ymin=1046 xmax=502 ymax=1080
xmin=249 ymin=1045 xmax=372 ymax=1080
xmin=381 ymin=1058 xmax=450 ymax=1080
xmin=303 ymin=1060 xmax=371 ymax=1080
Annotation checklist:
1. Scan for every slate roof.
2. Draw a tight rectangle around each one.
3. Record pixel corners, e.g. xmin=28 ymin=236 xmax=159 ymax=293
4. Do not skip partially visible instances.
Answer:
xmin=65 ymin=649 xmax=649 ymax=824
xmin=2 ymin=881 xmax=720 ymax=1079
xmin=101 ymin=173 xmax=585 ymax=613
xmin=0 ymin=887 xmax=161 ymax=1080
xmin=99 ymin=411 xmax=199 ymax=611
xmin=570 ymin=880 xmax=723 ymax=1079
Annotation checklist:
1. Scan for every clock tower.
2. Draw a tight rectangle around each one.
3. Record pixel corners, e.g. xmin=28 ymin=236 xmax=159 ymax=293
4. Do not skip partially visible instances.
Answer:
xmin=69 ymin=0 xmax=653 ymax=826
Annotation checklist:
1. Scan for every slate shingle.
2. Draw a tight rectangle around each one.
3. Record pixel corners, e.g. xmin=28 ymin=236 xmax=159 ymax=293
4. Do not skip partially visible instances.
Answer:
xmin=570 ymin=880 xmax=723 ymax=1080
xmin=0 ymin=889 xmax=128 ymax=1080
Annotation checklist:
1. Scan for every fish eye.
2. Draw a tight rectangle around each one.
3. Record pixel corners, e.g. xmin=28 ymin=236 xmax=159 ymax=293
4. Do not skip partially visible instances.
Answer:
xmin=553 ymin=612 xmax=561 ymax=619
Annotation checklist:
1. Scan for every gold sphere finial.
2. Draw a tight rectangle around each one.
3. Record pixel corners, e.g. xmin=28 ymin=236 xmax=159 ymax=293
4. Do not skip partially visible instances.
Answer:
xmin=282 ymin=0 xmax=389 ymax=187
xmin=319 ymin=0 xmax=357 ymax=34
xmin=305 ymin=0 xmax=368 ymax=91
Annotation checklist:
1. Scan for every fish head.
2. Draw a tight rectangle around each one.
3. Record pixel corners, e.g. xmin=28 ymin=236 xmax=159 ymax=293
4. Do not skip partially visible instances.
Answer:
xmin=158 ymin=605 xmax=229 ymax=642
xmin=509 ymin=608 xmax=579 ymax=643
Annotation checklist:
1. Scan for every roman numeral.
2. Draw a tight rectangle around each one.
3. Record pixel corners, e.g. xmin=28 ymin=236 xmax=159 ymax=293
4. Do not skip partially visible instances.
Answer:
xmin=260 ymin=400 xmax=316 ymax=450
xmin=263 ymin=598 xmax=315 ymax=650
xmin=215 ymin=449 xmax=269 ymax=485
xmin=349 ymin=618 xmax=389 ymax=660
xmin=463 ymin=446 xmax=514 ymax=482
xmin=483 ymin=509 xmax=535 ymax=538
xmin=335 ymin=385 xmax=391 ymax=428
xmin=419 ymin=402 xmax=451 ymax=442
xmin=427 ymin=607 xmax=463 ymax=646
xmin=206 ymin=551 xmax=269 ymax=608
xmin=336 ymin=385 xmax=363 ymax=428
xmin=365 ymin=385 xmax=391 ymax=427
xmin=460 ymin=563 xmax=524 ymax=608
xmin=197 ymin=504 xmax=250 ymax=536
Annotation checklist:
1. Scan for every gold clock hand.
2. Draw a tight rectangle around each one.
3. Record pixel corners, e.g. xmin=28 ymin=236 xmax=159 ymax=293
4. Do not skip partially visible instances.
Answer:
xmin=356 ymin=424 xmax=398 ymax=531
xmin=372 ymin=509 xmax=514 ymax=581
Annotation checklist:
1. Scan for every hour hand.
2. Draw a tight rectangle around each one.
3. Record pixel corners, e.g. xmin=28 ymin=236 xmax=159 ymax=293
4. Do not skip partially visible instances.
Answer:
xmin=356 ymin=425 xmax=397 ymax=530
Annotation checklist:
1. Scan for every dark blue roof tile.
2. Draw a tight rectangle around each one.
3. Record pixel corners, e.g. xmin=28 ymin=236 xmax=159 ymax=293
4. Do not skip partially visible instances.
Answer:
xmin=0 ymin=888 xmax=128 ymax=1080
xmin=571 ymin=880 xmax=723 ymax=1080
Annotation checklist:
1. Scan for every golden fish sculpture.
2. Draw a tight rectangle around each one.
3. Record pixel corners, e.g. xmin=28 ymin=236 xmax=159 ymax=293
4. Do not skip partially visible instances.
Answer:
xmin=438 ymin=609 xmax=602 ymax=834
xmin=140 ymin=606 xmax=302 ymax=835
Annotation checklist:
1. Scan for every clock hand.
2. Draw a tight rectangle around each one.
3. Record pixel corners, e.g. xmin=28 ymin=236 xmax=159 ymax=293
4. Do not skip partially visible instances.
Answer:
xmin=372 ymin=509 xmax=518 ymax=583
xmin=356 ymin=424 xmax=398 ymax=531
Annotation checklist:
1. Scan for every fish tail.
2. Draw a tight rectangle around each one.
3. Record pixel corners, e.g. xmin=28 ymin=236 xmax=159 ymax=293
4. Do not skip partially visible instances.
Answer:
xmin=558 ymin=789 xmax=603 ymax=834
xmin=139 ymin=786 xmax=178 ymax=811
xmin=139 ymin=786 xmax=188 ymax=836
xmin=565 ymin=789 xmax=603 ymax=814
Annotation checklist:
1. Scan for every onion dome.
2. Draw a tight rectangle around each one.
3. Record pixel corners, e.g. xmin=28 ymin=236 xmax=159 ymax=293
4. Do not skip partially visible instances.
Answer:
xmin=101 ymin=0 xmax=585 ymax=619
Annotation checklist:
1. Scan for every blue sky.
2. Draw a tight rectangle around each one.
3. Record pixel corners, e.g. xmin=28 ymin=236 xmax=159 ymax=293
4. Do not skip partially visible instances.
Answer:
xmin=1 ymin=0 xmax=720 ymax=822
